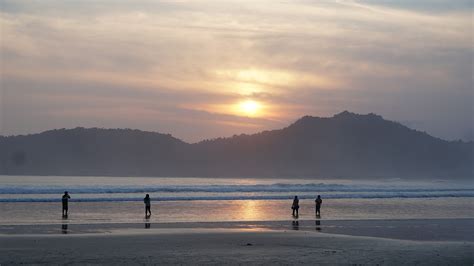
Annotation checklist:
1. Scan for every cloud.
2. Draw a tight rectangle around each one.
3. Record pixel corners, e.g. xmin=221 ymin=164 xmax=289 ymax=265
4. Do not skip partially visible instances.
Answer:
xmin=354 ymin=0 xmax=473 ymax=13
xmin=0 ymin=0 xmax=472 ymax=141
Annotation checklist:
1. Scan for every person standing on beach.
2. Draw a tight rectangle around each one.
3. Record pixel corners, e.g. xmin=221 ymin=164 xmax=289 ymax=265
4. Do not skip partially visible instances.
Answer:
xmin=144 ymin=194 xmax=151 ymax=217
xmin=62 ymin=191 xmax=71 ymax=216
xmin=292 ymin=196 xmax=299 ymax=216
xmin=315 ymin=195 xmax=322 ymax=215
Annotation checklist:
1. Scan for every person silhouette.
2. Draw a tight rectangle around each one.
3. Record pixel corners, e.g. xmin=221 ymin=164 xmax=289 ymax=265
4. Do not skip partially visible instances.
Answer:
xmin=292 ymin=196 xmax=299 ymax=217
xmin=144 ymin=194 xmax=151 ymax=217
xmin=315 ymin=195 xmax=322 ymax=215
xmin=62 ymin=191 xmax=71 ymax=216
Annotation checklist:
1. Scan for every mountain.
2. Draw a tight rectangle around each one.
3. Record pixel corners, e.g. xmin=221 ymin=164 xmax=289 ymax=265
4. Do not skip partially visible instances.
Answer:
xmin=0 ymin=111 xmax=472 ymax=179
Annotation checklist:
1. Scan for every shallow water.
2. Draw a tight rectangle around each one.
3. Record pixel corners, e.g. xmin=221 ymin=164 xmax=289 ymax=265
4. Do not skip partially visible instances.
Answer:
xmin=0 ymin=175 xmax=473 ymax=225
xmin=1 ymin=176 xmax=473 ymax=202
xmin=1 ymin=198 xmax=473 ymax=225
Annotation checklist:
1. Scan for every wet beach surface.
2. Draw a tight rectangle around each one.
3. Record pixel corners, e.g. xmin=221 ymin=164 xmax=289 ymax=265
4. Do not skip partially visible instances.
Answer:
xmin=1 ymin=218 xmax=473 ymax=242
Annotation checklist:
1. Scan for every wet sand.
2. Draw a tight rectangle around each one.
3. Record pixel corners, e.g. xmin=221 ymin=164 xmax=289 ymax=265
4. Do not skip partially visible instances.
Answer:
xmin=1 ymin=229 xmax=472 ymax=265
xmin=0 ymin=219 xmax=473 ymax=265
xmin=1 ymin=218 xmax=473 ymax=242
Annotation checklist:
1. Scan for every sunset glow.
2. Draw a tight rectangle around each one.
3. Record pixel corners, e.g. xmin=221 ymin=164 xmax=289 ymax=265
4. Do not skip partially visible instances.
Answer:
xmin=239 ymin=100 xmax=261 ymax=117
xmin=1 ymin=1 xmax=472 ymax=264
xmin=0 ymin=1 xmax=471 ymax=142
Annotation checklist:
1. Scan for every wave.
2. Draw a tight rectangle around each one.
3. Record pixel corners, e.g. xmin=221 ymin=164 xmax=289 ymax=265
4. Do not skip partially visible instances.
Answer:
xmin=1 ymin=182 xmax=473 ymax=202
xmin=1 ymin=183 xmax=473 ymax=195
xmin=1 ymin=191 xmax=473 ymax=202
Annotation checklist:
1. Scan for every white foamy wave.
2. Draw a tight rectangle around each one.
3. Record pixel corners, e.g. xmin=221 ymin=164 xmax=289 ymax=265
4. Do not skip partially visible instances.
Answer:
xmin=1 ymin=190 xmax=473 ymax=202
xmin=1 ymin=183 xmax=473 ymax=195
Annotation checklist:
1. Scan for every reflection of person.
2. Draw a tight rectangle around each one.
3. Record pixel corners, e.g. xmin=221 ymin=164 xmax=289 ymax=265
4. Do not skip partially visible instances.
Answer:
xmin=61 ymin=223 xmax=68 ymax=234
xmin=62 ymin=215 xmax=68 ymax=234
xmin=62 ymin=191 xmax=71 ymax=216
xmin=315 ymin=220 xmax=321 ymax=231
xmin=292 ymin=196 xmax=299 ymax=216
xmin=315 ymin=195 xmax=322 ymax=215
xmin=292 ymin=220 xmax=299 ymax=230
xmin=144 ymin=194 xmax=151 ymax=217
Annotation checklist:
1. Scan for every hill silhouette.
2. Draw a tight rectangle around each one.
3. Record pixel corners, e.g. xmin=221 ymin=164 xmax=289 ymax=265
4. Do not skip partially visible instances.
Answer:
xmin=1 ymin=111 xmax=472 ymax=179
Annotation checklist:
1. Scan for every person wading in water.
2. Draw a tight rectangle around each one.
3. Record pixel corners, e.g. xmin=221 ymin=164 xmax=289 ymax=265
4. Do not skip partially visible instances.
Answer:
xmin=62 ymin=191 xmax=71 ymax=216
xmin=292 ymin=196 xmax=300 ymax=217
xmin=144 ymin=194 xmax=152 ymax=217
xmin=315 ymin=195 xmax=322 ymax=216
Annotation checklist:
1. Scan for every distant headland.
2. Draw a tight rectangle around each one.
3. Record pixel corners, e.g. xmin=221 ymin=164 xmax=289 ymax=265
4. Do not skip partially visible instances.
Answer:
xmin=1 ymin=111 xmax=472 ymax=179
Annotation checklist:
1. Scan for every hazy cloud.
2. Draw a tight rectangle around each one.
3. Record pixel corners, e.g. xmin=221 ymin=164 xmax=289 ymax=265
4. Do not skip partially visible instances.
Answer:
xmin=1 ymin=0 xmax=472 ymax=141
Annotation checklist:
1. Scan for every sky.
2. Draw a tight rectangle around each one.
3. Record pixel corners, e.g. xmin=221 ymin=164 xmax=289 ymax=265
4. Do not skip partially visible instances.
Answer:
xmin=1 ymin=0 xmax=472 ymax=143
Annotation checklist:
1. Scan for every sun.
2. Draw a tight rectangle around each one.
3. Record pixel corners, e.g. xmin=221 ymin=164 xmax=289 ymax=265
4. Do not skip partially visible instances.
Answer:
xmin=239 ymin=100 xmax=261 ymax=117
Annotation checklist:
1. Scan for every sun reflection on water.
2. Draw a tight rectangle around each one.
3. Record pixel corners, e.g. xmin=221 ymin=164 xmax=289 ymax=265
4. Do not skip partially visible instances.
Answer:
xmin=237 ymin=200 xmax=263 ymax=221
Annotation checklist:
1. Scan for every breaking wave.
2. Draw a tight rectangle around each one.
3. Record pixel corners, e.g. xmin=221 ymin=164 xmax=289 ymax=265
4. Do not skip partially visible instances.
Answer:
xmin=0 ymin=183 xmax=473 ymax=202
xmin=1 ymin=183 xmax=473 ymax=194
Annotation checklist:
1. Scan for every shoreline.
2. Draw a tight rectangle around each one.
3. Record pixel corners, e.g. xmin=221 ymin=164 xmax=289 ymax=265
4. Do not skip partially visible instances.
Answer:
xmin=1 ymin=218 xmax=473 ymax=242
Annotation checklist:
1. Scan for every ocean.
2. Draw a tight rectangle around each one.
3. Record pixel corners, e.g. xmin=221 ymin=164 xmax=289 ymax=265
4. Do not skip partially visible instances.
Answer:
xmin=0 ymin=175 xmax=473 ymax=225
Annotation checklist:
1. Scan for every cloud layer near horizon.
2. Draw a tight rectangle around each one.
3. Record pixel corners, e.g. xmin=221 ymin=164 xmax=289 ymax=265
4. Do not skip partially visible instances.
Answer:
xmin=1 ymin=0 xmax=472 ymax=142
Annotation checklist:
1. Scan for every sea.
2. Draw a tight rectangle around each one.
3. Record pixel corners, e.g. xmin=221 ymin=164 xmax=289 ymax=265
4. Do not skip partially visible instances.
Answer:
xmin=0 ymin=175 xmax=473 ymax=225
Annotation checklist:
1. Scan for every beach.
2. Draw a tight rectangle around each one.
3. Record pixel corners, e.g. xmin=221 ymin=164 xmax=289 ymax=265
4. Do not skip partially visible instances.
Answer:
xmin=1 ymin=176 xmax=473 ymax=264
xmin=1 ymin=226 xmax=473 ymax=265
xmin=2 ymin=0 xmax=472 ymax=263
xmin=1 ymin=219 xmax=473 ymax=265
